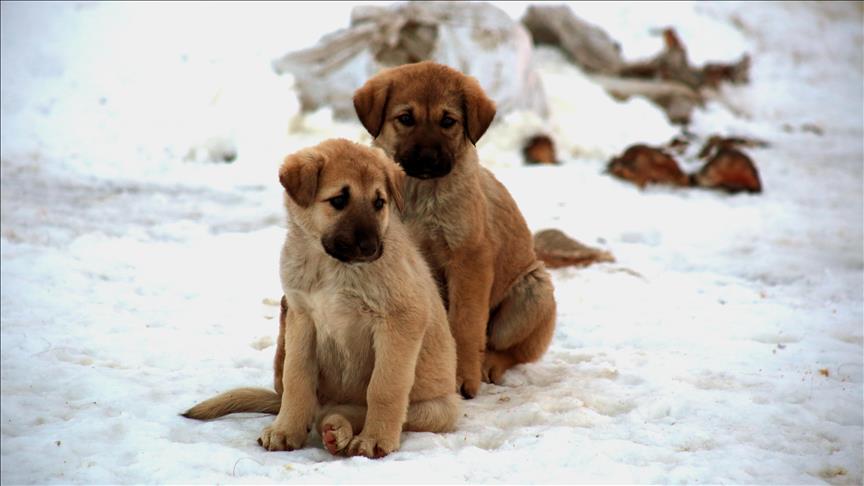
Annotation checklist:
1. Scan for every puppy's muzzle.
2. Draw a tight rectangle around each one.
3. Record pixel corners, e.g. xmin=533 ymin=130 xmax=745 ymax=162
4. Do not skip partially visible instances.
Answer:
xmin=398 ymin=146 xmax=452 ymax=180
xmin=322 ymin=228 xmax=383 ymax=264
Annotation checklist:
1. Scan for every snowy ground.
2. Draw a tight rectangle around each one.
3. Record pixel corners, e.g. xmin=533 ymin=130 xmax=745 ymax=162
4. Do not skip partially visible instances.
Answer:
xmin=2 ymin=1 xmax=862 ymax=484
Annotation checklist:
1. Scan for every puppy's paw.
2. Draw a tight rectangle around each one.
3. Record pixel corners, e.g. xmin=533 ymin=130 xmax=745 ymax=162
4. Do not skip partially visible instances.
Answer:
xmin=457 ymin=373 xmax=481 ymax=399
xmin=320 ymin=414 xmax=354 ymax=455
xmin=457 ymin=354 xmax=483 ymax=399
xmin=257 ymin=423 xmax=306 ymax=452
xmin=346 ymin=434 xmax=398 ymax=459
xmin=482 ymin=351 xmax=515 ymax=385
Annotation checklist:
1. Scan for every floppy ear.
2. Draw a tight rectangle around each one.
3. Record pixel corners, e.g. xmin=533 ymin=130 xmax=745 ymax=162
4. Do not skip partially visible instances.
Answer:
xmin=353 ymin=75 xmax=391 ymax=137
xmin=461 ymin=76 xmax=497 ymax=145
xmin=279 ymin=149 xmax=324 ymax=207
xmin=385 ymin=162 xmax=406 ymax=213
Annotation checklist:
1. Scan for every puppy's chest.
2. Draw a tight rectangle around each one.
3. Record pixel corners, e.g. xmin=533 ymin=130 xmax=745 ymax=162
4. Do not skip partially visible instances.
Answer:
xmin=403 ymin=190 xmax=466 ymax=260
xmin=286 ymin=286 xmax=376 ymax=345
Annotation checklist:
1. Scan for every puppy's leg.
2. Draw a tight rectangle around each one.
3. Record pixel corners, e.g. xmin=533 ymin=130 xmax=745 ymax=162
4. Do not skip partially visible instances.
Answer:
xmin=258 ymin=308 xmax=318 ymax=452
xmin=484 ymin=264 xmax=556 ymax=384
xmin=346 ymin=319 xmax=424 ymax=458
xmin=273 ymin=295 xmax=287 ymax=396
xmin=447 ymin=249 xmax=494 ymax=399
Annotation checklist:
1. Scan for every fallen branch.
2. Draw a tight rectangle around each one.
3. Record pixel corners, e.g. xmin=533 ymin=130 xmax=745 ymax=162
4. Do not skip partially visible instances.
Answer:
xmin=521 ymin=6 xmax=750 ymax=124
xmin=588 ymin=75 xmax=703 ymax=124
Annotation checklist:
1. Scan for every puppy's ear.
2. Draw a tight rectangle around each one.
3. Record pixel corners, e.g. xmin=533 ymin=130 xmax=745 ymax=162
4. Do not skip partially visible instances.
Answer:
xmin=279 ymin=149 xmax=324 ymax=207
xmin=353 ymin=75 xmax=391 ymax=137
xmin=461 ymin=76 xmax=496 ymax=145
xmin=385 ymin=162 xmax=406 ymax=213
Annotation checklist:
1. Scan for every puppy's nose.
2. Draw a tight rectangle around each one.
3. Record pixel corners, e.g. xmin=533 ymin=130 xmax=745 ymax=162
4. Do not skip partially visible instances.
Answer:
xmin=355 ymin=229 xmax=380 ymax=259
xmin=332 ymin=237 xmax=354 ymax=257
xmin=417 ymin=148 xmax=440 ymax=168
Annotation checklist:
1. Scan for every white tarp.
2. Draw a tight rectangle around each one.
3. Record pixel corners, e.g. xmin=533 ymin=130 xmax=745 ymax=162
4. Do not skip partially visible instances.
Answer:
xmin=272 ymin=2 xmax=548 ymax=121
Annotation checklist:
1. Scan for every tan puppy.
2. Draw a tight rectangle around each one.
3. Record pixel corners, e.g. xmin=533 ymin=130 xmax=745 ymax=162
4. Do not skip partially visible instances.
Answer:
xmin=184 ymin=139 xmax=459 ymax=458
xmin=352 ymin=61 xmax=557 ymax=399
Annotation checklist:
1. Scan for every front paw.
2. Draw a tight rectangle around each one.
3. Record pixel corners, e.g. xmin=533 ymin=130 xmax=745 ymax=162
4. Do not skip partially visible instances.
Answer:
xmin=346 ymin=434 xmax=399 ymax=459
xmin=482 ymin=350 xmax=516 ymax=385
xmin=257 ymin=423 xmax=307 ymax=451
xmin=457 ymin=368 xmax=482 ymax=399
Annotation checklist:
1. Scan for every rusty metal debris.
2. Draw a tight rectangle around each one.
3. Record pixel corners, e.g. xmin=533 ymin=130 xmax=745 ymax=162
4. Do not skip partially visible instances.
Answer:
xmin=534 ymin=229 xmax=615 ymax=269
xmin=609 ymin=136 xmax=764 ymax=193
xmin=522 ymin=135 xmax=558 ymax=165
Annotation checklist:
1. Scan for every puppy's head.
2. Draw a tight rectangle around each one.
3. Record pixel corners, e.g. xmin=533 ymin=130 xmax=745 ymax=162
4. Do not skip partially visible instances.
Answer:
xmin=279 ymin=139 xmax=405 ymax=264
xmin=353 ymin=61 xmax=496 ymax=180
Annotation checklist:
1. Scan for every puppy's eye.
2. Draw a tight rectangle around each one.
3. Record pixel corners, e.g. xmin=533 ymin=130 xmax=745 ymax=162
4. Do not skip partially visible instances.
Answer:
xmin=440 ymin=116 xmax=456 ymax=128
xmin=329 ymin=194 xmax=348 ymax=210
xmin=397 ymin=114 xmax=415 ymax=126
xmin=373 ymin=197 xmax=385 ymax=211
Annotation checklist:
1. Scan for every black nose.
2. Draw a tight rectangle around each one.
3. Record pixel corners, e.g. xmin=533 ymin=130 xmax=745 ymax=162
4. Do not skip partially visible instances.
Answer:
xmin=323 ymin=227 xmax=381 ymax=263
xmin=417 ymin=148 xmax=440 ymax=169
xmin=399 ymin=145 xmax=452 ymax=179
xmin=355 ymin=229 xmax=380 ymax=259
xmin=332 ymin=237 xmax=353 ymax=257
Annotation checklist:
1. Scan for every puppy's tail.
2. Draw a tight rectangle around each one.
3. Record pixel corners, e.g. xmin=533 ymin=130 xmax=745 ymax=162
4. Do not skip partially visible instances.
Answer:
xmin=181 ymin=387 xmax=280 ymax=420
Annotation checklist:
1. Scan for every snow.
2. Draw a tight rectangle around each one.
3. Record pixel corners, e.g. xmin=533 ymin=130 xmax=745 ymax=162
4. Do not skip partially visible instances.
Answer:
xmin=2 ymin=1 xmax=862 ymax=484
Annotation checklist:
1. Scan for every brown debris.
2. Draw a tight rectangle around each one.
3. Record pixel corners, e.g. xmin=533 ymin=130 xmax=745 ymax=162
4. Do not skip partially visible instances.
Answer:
xmin=667 ymin=135 xmax=691 ymax=152
xmin=613 ymin=28 xmax=750 ymax=124
xmin=610 ymin=137 xmax=764 ymax=194
xmin=523 ymin=135 xmax=558 ymax=165
xmin=782 ymin=123 xmax=825 ymax=136
xmin=534 ymin=229 xmax=615 ymax=269
xmin=697 ymin=135 xmax=769 ymax=159
xmin=702 ymin=56 xmax=751 ymax=88
xmin=665 ymin=134 xmax=693 ymax=155
xmin=594 ymin=75 xmax=702 ymax=125
xmin=618 ymin=29 xmax=701 ymax=89
xmin=692 ymin=147 xmax=762 ymax=193
xmin=819 ymin=368 xmax=830 ymax=377
xmin=801 ymin=123 xmax=824 ymax=136
xmin=618 ymin=28 xmax=750 ymax=90
xmin=607 ymin=144 xmax=691 ymax=188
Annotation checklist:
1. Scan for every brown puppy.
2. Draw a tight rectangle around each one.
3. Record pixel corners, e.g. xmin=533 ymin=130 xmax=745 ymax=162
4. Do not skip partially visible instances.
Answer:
xmin=353 ymin=61 xmax=557 ymax=398
xmin=184 ymin=139 xmax=459 ymax=458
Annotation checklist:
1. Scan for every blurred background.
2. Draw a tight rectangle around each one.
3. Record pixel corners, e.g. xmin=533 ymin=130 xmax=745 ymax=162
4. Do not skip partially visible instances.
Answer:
xmin=0 ymin=2 xmax=806 ymax=175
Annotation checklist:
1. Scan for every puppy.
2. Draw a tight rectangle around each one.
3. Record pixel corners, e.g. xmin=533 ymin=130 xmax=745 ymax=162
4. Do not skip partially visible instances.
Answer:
xmin=184 ymin=139 xmax=459 ymax=458
xmin=352 ymin=61 xmax=557 ymax=398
